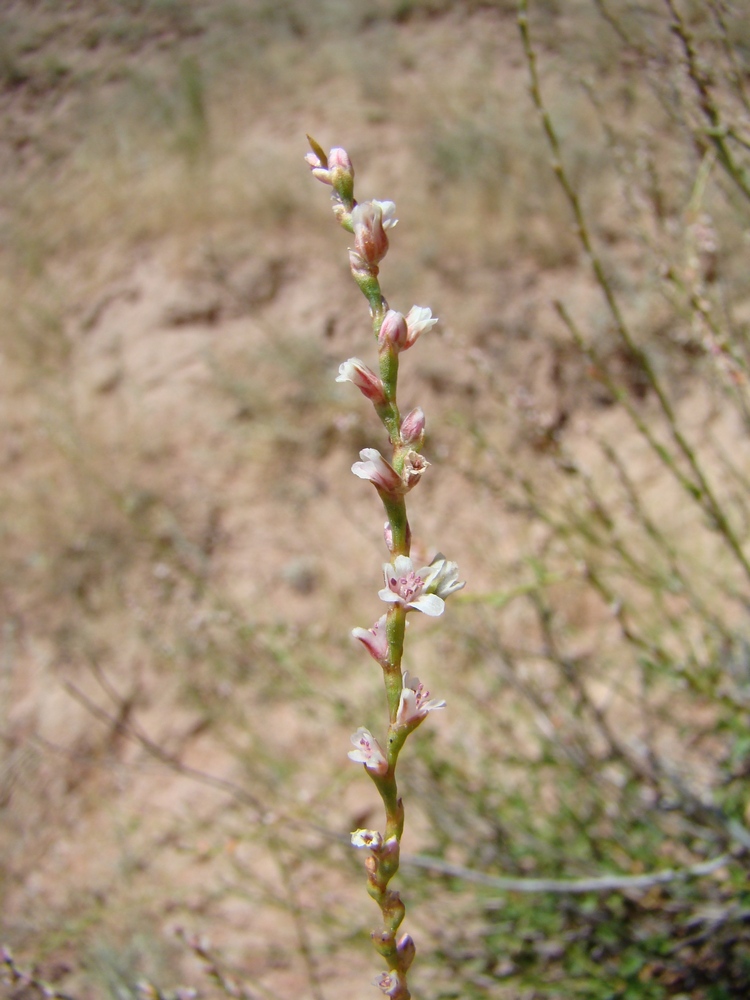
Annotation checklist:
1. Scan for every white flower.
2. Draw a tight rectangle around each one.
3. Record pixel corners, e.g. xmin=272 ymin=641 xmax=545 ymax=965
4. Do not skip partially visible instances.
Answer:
xmin=422 ymin=553 xmax=465 ymax=599
xmin=378 ymin=555 xmax=444 ymax=616
xmin=351 ymin=829 xmax=383 ymax=850
xmin=404 ymin=305 xmax=438 ymax=349
xmin=374 ymin=971 xmax=403 ymax=997
xmin=372 ymin=199 xmax=398 ymax=229
xmin=396 ymin=671 xmax=446 ymax=727
xmin=348 ymin=727 xmax=388 ymax=775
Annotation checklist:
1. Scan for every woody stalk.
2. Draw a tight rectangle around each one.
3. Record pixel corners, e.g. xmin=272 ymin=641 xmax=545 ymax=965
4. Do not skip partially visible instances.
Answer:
xmin=306 ymin=137 xmax=464 ymax=998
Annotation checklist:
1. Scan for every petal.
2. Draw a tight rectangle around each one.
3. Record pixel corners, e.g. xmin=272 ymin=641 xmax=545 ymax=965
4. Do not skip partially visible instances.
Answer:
xmin=351 ymin=828 xmax=383 ymax=849
xmin=409 ymin=593 xmax=445 ymax=616
xmin=392 ymin=554 xmax=415 ymax=577
xmin=374 ymin=200 xmax=398 ymax=229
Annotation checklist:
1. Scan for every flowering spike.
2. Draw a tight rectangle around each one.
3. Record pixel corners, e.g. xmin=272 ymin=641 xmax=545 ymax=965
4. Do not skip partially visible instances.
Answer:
xmin=307 ymin=135 xmax=463 ymax=998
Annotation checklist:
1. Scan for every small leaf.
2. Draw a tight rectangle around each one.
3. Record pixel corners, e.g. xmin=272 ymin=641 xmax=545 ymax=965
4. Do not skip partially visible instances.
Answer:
xmin=306 ymin=134 xmax=328 ymax=167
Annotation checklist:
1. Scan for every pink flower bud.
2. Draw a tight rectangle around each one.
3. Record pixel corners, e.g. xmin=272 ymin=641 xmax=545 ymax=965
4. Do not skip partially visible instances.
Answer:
xmin=328 ymin=147 xmax=353 ymax=174
xmin=304 ymin=151 xmax=332 ymax=185
xmin=384 ymin=520 xmax=411 ymax=552
xmin=336 ymin=358 xmax=387 ymax=405
xmin=396 ymin=934 xmax=416 ymax=971
xmin=400 ymin=407 xmax=425 ymax=446
xmin=381 ymin=835 xmax=399 ymax=859
xmin=351 ymin=200 xmax=397 ymax=268
xmin=352 ymin=615 xmax=390 ymax=666
xmin=351 ymin=448 xmax=403 ymax=496
xmin=378 ymin=310 xmax=408 ymax=352
xmin=305 ymin=145 xmax=354 ymax=188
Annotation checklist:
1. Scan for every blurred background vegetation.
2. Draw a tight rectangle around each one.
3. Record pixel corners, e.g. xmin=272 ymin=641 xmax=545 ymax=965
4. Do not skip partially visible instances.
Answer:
xmin=1 ymin=1 xmax=750 ymax=998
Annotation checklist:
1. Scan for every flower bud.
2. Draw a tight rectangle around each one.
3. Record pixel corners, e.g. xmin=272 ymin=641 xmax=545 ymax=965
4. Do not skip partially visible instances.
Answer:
xmin=381 ymin=835 xmax=400 ymax=859
xmin=328 ymin=147 xmax=352 ymax=171
xmin=328 ymin=147 xmax=354 ymax=205
xmin=396 ymin=933 xmax=416 ymax=971
xmin=336 ymin=358 xmax=387 ymax=406
xmin=351 ymin=448 xmax=403 ymax=496
xmin=400 ymin=407 xmax=425 ymax=447
xmin=352 ymin=200 xmax=397 ymax=268
xmin=304 ymin=151 xmax=332 ymax=184
xmin=352 ymin=615 xmax=389 ymax=666
xmin=384 ymin=519 xmax=411 ymax=552
xmin=378 ymin=310 xmax=408 ymax=352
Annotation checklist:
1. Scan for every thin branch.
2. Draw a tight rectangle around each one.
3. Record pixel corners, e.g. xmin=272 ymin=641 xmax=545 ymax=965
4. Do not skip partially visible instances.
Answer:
xmin=62 ymin=679 xmax=265 ymax=818
xmin=177 ymin=931 xmax=265 ymax=1000
xmin=1 ymin=947 xmax=80 ymax=1000
xmin=401 ymin=851 xmax=732 ymax=894
xmin=664 ymin=0 xmax=750 ymax=200
xmin=517 ymin=0 xmax=750 ymax=585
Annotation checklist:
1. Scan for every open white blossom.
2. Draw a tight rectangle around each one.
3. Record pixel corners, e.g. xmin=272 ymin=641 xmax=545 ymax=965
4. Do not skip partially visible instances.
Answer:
xmin=348 ymin=727 xmax=388 ymax=775
xmin=378 ymin=555 xmax=444 ymax=616
xmin=396 ymin=671 xmax=446 ymax=727
xmin=351 ymin=829 xmax=384 ymax=850
xmin=422 ymin=553 xmax=465 ymax=599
